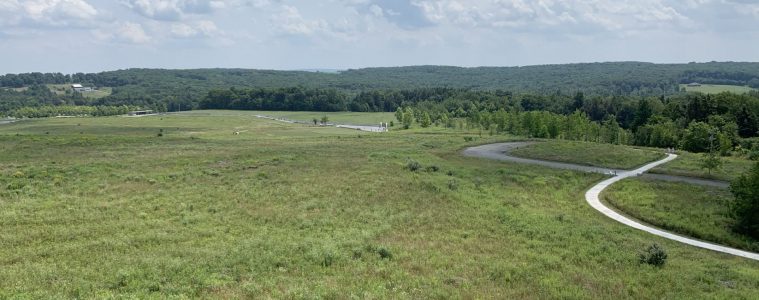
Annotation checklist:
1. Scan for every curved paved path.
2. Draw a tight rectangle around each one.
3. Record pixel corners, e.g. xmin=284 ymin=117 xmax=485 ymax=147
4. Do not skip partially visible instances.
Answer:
xmin=464 ymin=142 xmax=759 ymax=261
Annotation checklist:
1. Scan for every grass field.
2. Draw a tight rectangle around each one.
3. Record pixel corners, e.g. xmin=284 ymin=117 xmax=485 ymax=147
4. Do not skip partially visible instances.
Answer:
xmin=604 ymin=178 xmax=759 ymax=252
xmin=680 ymin=84 xmax=756 ymax=94
xmin=1 ymin=111 xmax=759 ymax=298
xmin=509 ymin=140 xmax=665 ymax=169
xmin=652 ymin=151 xmax=753 ymax=182
xmin=245 ymin=111 xmax=396 ymax=126
xmin=47 ymin=84 xmax=112 ymax=99
xmin=243 ymin=110 xmax=396 ymax=125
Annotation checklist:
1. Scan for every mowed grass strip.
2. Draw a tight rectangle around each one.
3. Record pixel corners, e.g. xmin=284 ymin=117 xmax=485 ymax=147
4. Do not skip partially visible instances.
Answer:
xmin=180 ymin=110 xmax=397 ymax=126
xmin=1 ymin=111 xmax=759 ymax=298
xmin=680 ymin=84 xmax=756 ymax=94
xmin=603 ymin=178 xmax=759 ymax=252
xmin=651 ymin=151 xmax=753 ymax=182
xmin=509 ymin=140 xmax=665 ymax=169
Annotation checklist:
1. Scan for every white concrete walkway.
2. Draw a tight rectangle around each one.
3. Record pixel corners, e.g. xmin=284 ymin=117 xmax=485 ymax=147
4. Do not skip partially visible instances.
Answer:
xmin=586 ymin=154 xmax=759 ymax=261
xmin=465 ymin=142 xmax=759 ymax=261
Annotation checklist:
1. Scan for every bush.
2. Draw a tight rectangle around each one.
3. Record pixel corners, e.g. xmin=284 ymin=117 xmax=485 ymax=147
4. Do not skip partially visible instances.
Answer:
xmin=406 ymin=160 xmax=422 ymax=172
xmin=639 ymin=243 xmax=668 ymax=267
xmin=425 ymin=165 xmax=439 ymax=172
xmin=749 ymin=143 xmax=759 ymax=161
xmin=377 ymin=247 xmax=393 ymax=260
xmin=321 ymin=251 xmax=335 ymax=267
xmin=731 ymin=162 xmax=759 ymax=238
xmin=447 ymin=179 xmax=459 ymax=191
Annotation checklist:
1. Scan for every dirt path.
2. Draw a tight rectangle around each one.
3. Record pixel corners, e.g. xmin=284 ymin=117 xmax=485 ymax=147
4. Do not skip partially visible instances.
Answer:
xmin=464 ymin=142 xmax=759 ymax=261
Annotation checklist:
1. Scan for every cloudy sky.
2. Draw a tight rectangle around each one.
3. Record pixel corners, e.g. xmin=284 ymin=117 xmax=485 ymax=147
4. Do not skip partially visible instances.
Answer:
xmin=1 ymin=0 xmax=758 ymax=73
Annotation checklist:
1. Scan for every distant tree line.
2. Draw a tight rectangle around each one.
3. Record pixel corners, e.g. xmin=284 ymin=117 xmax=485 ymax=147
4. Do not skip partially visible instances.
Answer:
xmin=200 ymin=87 xmax=349 ymax=111
xmin=9 ymin=105 xmax=140 ymax=118
xmin=3 ymin=62 xmax=759 ymax=110
xmin=198 ymin=85 xmax=759 ymax=154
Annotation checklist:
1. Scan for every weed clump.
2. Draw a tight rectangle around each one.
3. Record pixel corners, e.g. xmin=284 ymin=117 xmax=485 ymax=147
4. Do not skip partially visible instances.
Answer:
xmin=425 ymin=165 xmax=439 ymax=172
xmin=447 ymin=179 xmax=459 ymax=191
xmin=406 ymin=160 xmax=422 ymax=172
xmin=321 ymin=250 xmax=336 ymax=267
xmin=377 ymin=247 xmax=393 ymax=260
xmin=639 ymin=243 xmax=668 ymax=267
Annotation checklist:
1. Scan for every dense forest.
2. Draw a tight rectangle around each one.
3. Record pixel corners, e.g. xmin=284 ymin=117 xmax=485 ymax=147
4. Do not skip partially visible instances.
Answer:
xmin=2 ymin=62 xmax=759 ymax=114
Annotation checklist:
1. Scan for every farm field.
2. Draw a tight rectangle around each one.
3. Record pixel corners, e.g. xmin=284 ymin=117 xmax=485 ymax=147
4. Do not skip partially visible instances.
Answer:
xmin=1 ymin=111 xmax=759 ymax=298
xmin=509 ymin=140 xmax=665 ymax=170
xmin=680 ymin=84 xmax=756 ymax=94
xmin=604 ymin=178 xmax=759 ymax=252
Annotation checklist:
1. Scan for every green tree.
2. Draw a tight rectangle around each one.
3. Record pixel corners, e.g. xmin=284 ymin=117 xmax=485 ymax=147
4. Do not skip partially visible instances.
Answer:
xmin=632 ymin=98 xmax=653 ymax=130
xmin=402 ymin=107 xmax=414 ymax=129
xmin=440 ymin=113 xmax=450 ymax=128
xmin=395 ymin=107 xmax=404 ymax=123
xmin=420 ymin=112 xmax=432 ymax=128
xmin=320 ymin=115 xmax=329 ymax=125
xmin=681 ymin=121 xmax=717 ymax=152
xmin=701 ymin=131 xmax=723 ymax=175
xmin=731 ymin=162 xmax=759 ymax=239
xmin=312 ymin=118 xmax=318 ymax=125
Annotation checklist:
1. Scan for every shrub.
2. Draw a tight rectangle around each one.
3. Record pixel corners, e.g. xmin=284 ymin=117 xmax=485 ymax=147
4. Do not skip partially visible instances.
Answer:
xmin=425 ymin=165 xmax=439 ymax=172
xmin=749 ymin=143 xmax=759 ymax=161
xmin=447 ymin=179 xmax=459 ymax=191
xmin=321 ymin=251 xmax=335 ymax=267
xmin=731 ymin=162 xmax=759 ymax=238
xmin=639 ymin=243 xmax=668 ymax=267
xmin=377 ymin=247 xmax=393 ymax=260
xmin=406 ymin=160 xmax=422 ymax=172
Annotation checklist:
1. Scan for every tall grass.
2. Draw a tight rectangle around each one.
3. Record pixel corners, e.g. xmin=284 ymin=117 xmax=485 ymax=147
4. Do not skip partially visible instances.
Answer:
xmin=0 ymin=111 xmax=758 ymax=298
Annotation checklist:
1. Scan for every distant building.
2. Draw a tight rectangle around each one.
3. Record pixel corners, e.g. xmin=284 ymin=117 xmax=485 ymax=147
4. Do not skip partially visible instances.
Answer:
xmin=128 ymin=110 xmax=154 ymax=116
xmin=687 ymin=82 xmax=702 ymax=87
xmin=71 ymin=84 xmax=94 ymax=92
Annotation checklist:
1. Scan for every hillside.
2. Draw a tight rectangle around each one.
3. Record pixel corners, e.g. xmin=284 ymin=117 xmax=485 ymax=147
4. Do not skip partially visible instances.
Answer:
xmin=2 ymin=62 xmax=759 ymax=113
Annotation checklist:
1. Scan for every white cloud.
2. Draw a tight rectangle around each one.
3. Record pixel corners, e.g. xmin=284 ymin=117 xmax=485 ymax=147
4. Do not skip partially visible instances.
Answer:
xmin=410 ymin=0 xmax=690 ymax=33
xmin=119 ymin=22 xmax=151 ymax=43
xmin=0 ymin=0 xmax=98 ymax=27
xmin=125 ymin=0 xmax=223 ymax=21
xmin=369 ymin=4 xmax=383 ymax=17
xmin=171 ymin=20 xmax=219 ymax=37
xmin=271 ymin=5 xmax=329 ymax=36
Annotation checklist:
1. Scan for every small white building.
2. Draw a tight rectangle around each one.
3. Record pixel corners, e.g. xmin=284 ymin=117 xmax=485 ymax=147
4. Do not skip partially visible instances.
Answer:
xmin=71 ymin=84 xmax=93 ymax=92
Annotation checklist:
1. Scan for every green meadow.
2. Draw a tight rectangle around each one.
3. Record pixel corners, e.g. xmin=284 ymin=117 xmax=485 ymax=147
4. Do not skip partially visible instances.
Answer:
xmin=509 ymin=139 xmax=754 ymax=182
xmin=1 ymin=111 xmax=758 ymax=298
xmin=651 ymin=151 xmax=753 ymax=182
xmin=238 ymin=110 xmax=397 ymax=125
xmin=680 ymin=84 xmax=756 ymax=94
xmin=604 ymin=178 xmax=759 ymax=252
xmin=509 ymin=140 xmax=665 ymax=170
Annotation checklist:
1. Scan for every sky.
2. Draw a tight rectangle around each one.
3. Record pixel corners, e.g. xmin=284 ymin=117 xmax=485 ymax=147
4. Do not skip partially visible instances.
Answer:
xmin=1 ymin=0 xmax=758 ymax=73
